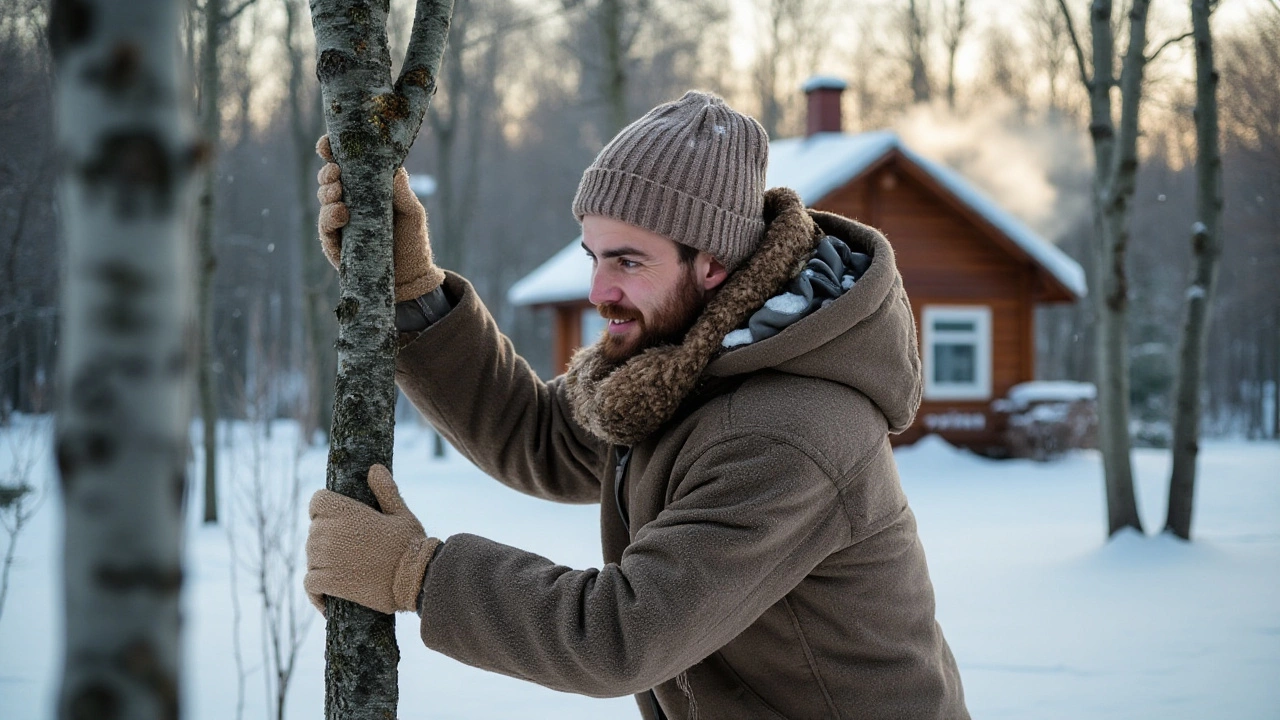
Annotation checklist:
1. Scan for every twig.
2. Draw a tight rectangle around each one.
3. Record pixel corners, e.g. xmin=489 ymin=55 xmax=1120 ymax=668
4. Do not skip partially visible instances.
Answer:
xmin=222 ymin=0 xmax=257 ymax=24
xmin=1146 ymin=30 xmax=1192 ymax=63
xmin=1056 ymin=0 xmax=1093 ymax=89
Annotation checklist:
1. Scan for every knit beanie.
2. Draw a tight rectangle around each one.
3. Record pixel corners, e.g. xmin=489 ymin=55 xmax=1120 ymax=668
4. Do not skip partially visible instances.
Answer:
xmin=572 ymin=91 xmax=769 ymax=273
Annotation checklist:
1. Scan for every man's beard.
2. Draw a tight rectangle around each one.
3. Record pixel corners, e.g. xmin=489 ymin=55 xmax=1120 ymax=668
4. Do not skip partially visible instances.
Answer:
xmin=595 ymin=268 xmax=707 ymax=365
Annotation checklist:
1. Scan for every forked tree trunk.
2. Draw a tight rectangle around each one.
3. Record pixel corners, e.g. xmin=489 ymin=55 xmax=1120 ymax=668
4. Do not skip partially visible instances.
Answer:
xmin=1166 ymin=0 xmax=1223 ymax=540
xmin=1060 ymin=0 xmax=1149 ymax=536
xmin=308 ymin=1 xmax=453 ymax=717
xmin=49 ymin=0 xmax=197 ymax=717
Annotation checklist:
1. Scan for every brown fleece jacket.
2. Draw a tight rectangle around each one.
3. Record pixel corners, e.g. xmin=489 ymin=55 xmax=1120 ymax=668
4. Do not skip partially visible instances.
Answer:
xmin=395 ymin=189 xmax=968 ymax=719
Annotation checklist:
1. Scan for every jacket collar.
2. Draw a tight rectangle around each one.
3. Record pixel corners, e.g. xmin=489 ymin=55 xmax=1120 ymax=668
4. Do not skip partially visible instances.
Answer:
xmin=565 ymin=188 xmax=821 ymax=446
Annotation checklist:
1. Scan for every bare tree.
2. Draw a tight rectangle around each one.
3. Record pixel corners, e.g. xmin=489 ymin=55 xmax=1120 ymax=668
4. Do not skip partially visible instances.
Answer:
xmin=941 ymin=0 xmax=969 ymax=109
xmin=750 ymin=0 xmax=834 ymax=138
xmin=1165 ymin=0 xmax=1223 ymax=540
xmin=227 ymin=302 xmax=313 ymax=720
xmin=196 ymin=0 xmax=259 ymax=525
xmin=1027 ymin=0 xmax=1076 ymax=115
xmin=905 ymin=0 xmax=933 ymax=103
xmin=0 ymin=2 xmax=57 ymax=426
xmin=283 ymin=0 xmax=337 ymax=442
xmin=981 ymin=23 xmax=1031 ymax=111
xmin=308 ymin=0 xmax=453 ymax=716
xmin=1058 ymin=0 xmax=1154 ymax=537
xmin=0 ymin=416 xmax=47 ymax=623
xmin=48 ymin=0 xmax=198 ymax=717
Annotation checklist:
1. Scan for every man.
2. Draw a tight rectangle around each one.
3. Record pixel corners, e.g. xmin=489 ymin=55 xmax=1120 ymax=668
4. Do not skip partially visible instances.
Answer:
xmin=305 ymin=91 xmax=968 ymax=719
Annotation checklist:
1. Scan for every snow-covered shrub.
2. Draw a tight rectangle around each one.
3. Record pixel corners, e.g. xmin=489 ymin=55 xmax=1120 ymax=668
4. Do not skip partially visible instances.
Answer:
xmin=994 ymin=382 xmax=1098 ymax=461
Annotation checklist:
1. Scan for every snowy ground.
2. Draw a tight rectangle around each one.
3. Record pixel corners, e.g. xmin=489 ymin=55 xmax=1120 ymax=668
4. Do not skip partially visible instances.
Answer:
xmin=1 ymin=415 xmax=1277 ymax=719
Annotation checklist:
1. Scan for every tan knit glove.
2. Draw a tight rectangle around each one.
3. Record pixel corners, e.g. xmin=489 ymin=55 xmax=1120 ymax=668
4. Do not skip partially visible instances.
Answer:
xmin=315 ymin=135 xmax=446 ymax=302
xmin=304 ymin=464 xmax=441 ymax=616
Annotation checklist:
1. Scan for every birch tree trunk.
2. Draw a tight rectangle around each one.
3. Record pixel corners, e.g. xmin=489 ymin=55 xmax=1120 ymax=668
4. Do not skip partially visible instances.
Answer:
xmin=308 ymin=1 xmax=453 ymax=717
xmin=196 ymin=0 xmax=222 ymax=524
xmin=1166 ymin=0 xmax=1223 ymax=540
xmin=48 ymin=0 xmax=197 ymax=717
xmin=1060 ymin=0 xmax=1148 ymax=536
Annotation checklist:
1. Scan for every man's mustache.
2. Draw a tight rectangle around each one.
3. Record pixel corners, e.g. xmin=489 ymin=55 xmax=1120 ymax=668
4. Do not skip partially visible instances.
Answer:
xmin=596 ymin=303 xmax=641 ymax=323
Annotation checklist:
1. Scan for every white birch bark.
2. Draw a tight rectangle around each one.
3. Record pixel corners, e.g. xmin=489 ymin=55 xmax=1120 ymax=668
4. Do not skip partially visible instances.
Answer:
xmin=308 ymin=1 xmax=453 ymax=717
xmin=49 ymin=0 xmax=197 ymax=716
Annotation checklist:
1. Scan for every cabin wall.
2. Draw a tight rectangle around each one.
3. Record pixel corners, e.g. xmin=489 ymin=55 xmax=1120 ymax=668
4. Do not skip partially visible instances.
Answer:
xmin=816 ymin=164 xmax=1038 ymax=454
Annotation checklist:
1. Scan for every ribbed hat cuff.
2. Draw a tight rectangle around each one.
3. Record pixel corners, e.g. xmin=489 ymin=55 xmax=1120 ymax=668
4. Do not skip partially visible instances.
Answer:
xmin=573 ymin=167 xmax=766 ymax=273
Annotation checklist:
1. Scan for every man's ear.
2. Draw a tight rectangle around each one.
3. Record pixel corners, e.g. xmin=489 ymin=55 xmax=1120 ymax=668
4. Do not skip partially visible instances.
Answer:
xmin=699 ymin=252 xmax=729 ymax=292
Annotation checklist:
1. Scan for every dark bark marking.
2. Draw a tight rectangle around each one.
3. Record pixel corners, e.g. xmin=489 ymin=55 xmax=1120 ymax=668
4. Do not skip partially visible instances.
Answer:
xmin=399 ymin=67 xmax=436 ymax=92
xmin=48 ymin=0 xmax=94 ymax=61
xmin=173 ymin=470 xmax=186 ymax=513
xmin=369 ymin=93 xmax=408 ymax=139
xmin=90 ymin=43 xmax=142 ymax=95
xmin=186 ymin=139 xmax=213 ymax=169
xmin=56 ymin=431 xmax=118 ymax=482
xmin=94 ymin=260 xmax=151 ymax=333
xmin=346 ymin=5 xmax=371 ymax=25
xmin=337 ymin=128 xmax=376 ymax=160
xmin=72 ymin=365 xmax=117 ymax=414
xmin=316 ymin=49 xmax=353 ymax=83
xmin=79 ymin=132 xmax=174 ymax=218
xmin=336 ymin=295 xmax=359 ymax=322
xmin=95 ymin=563 xmax=183 ymax=593
xmin=66 ymin=682 xmax=120 ymax=720
xmin=120 ymin=640 xmax=181 ymax=720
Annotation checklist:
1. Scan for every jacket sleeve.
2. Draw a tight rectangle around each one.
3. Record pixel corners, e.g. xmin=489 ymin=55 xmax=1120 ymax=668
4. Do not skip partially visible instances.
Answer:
xmin=416 ymin=432 xmax=851 ymax=697
xmin=395 ymin=272 xmax=607 ymax=504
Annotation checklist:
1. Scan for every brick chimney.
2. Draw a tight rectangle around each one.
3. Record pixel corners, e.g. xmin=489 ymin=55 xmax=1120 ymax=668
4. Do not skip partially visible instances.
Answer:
xmin=802 ymin=76 xmax=847 ymax=137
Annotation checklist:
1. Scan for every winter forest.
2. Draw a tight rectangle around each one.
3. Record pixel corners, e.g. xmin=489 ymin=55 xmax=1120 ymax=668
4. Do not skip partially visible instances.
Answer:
xmin=1 ymin=0 xmax=1278 ymax=718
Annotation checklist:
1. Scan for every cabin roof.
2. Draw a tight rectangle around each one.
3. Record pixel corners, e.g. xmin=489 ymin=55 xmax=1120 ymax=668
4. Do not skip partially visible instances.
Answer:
xmin=509 ymin=131 xmax=1086 ymax=307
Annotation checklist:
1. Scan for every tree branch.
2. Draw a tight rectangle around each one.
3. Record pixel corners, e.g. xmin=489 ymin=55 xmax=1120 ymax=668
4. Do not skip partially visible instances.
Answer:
xmin=459 ymin=2 xmax=585 ymax=52
xmin=221 ymin=0 xmax=256 ymax=24
xmin=1146 ymin=30 xmax=1192 ymax=63
xmin=1057 ymin=0 xmax=1092 ymax=88
xmin=394 ymin=0 xmax=455 ymax=158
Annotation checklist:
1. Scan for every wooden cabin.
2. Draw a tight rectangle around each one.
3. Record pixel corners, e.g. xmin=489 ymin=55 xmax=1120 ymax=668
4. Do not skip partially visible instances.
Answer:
xmin=509 ymin=79 xmax=1086 ymax=454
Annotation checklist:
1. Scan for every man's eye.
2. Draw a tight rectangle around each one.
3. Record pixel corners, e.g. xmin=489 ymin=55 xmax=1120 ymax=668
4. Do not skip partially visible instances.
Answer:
xmin=618 ymin=259 xmax=639 ymax=270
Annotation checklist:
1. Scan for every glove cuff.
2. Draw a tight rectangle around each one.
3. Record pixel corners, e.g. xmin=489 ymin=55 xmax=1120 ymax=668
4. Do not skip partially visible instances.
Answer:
xmin=395 ymin=264 xmax=446 ymax=304
xmin=393 ymin=536 xmax=442 ymax=612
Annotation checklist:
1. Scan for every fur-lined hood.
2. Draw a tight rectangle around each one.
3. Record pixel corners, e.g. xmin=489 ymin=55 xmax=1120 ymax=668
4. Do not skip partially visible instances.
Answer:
xmin=565 ymin=188 xmax=922 ymax=445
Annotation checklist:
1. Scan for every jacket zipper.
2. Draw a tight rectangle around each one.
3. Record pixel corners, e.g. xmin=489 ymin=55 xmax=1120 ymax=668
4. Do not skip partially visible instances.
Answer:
xmin=613 ymin=446 xmax=667 ymax=720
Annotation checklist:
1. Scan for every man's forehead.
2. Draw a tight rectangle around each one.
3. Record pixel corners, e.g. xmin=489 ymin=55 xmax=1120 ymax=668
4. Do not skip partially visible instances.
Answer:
xmin=581 ymin=215 xmax=677 ymax=255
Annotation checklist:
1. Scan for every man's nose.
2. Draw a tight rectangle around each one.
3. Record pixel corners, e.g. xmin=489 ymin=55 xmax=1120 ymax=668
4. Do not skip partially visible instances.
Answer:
xmin=588 ymin=266 xmax=621 ymax=306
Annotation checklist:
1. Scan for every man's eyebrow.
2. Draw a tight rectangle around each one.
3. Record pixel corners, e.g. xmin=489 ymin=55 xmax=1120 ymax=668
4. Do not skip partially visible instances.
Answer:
xmin=580 ymin=242 xmax=652 ymax=260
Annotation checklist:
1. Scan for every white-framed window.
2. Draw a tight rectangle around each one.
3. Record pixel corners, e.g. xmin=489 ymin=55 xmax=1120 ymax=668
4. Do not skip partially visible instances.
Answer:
xmin=922 ymin=305 xmax=992 ymax=401
xmin=581 ymin=308 xmax=608 ymax=347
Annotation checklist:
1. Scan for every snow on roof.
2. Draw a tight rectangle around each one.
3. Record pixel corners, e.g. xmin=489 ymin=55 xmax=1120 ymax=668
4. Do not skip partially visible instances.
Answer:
xmin=510 ymin=131 xmax=1087 ymax=306
xmin=507 ymin=235 xmax=592 ymax=307
xmin=801 ymin=76 xmax=848 ymax=92
xmin=768 ymin=131 xmax=1087 ymax=299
